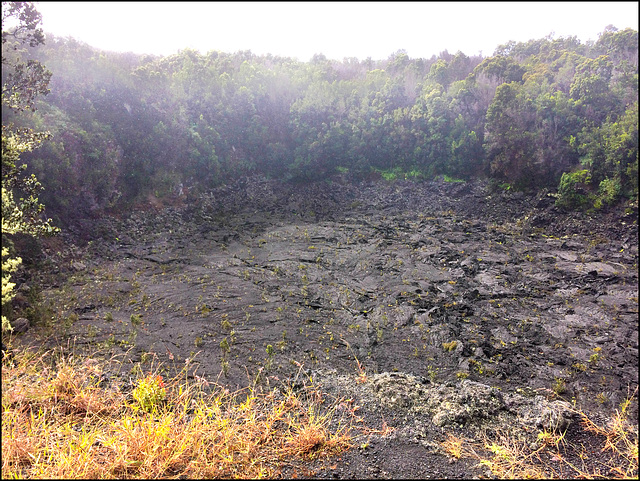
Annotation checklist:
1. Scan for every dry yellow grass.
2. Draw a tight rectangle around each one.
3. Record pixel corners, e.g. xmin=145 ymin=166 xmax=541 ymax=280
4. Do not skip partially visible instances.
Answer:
xmin=3 ymin=344 xmax=636 ymax=479
xmin=1 ymin=346 xmax=358 ymax=478
xmin=439 ymin=388 xmax=638 ymax=479
xmin=577 ymin=387 xmax=639 ymax=479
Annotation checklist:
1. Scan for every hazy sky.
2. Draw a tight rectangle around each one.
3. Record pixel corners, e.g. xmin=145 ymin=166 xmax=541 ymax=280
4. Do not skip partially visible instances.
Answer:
xmin=35 ymin=2 xmax=639 ymax=61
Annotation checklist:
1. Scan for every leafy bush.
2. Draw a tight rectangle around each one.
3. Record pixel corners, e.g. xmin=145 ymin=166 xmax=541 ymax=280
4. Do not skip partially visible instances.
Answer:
xmin=596 ymin=177 xmax=622 ymax=207
xmin=556 ymin=169 xmax=593 ymax=209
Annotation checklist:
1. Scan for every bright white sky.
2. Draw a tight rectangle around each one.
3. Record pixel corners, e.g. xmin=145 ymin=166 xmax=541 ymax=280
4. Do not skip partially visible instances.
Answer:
xmin=35 ymin=2 xmax=639 ymax=61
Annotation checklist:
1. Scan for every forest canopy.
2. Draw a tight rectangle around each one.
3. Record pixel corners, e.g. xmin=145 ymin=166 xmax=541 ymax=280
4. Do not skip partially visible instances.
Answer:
xmin=2 ymin=23 xmax=638 ymax=222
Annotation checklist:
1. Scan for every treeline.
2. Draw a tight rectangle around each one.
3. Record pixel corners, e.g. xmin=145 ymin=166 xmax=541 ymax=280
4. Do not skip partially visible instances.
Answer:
xmin=4 ymin=26 xmax=638 ymax=219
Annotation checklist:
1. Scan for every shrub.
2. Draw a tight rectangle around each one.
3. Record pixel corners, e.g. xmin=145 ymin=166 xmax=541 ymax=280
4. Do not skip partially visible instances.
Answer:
xmin=132 ymin=373 xmax=166 ymax=413
xmin=596 ymin=177 xmax=621 ymax=206
xmin=556 ymin=169 xmax=593 ymax=210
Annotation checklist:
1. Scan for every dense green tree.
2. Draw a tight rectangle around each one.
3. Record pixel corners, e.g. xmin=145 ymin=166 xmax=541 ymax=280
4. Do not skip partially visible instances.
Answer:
xmin=410 ymin=82 xmax=453 ymax=176
xmin=570 ymin=55 xmax=615 ymax=124
xmin=530 ymin=89 xmax=581 ymax=183
xmin=447 ymin=114 xmax=484 ymax=179
xmin=484 ymin=82 xmax=537 ymax=188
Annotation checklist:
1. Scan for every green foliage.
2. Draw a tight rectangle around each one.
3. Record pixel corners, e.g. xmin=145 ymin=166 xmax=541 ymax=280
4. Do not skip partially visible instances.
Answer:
xmin=2 ymin=2 xmax=58 ymax=332
xmin=130 ymin=314 xmax=142 ymax=327
xmin=570 ymin=55 xmax=615 ymax=125
xmin=596 ymin=177 xmax=621 ymax=207
xmin=1 ymin=2 xmax=45 ymax=48
xmin=473 ymin=55 xmax=526 ymax=84
xmin=485 ymin=82 xmax=538 ymax=188
xmin=406 ymin=168 xmax=425 ymax=180
xmin=555 ymin=169 xmax=593 ymax=210
xmin=447 ymin=116 xmax=484 ymax=179
xmin=2 ymin=19 xmax=636 ymax=219
xmin=1 ymin=246 xmax=20 ymax=331
xmin=132 ymin=374 xmax=166 ymax=413
xmin=577 ymin=102 xmax=638 ymax=199
xmin=2 ymin=2 xmax=50 ymax=114
xmin=555 ymin=100 xmax=639 ymax=210
xmin=265 ymin=343 xmax=275 ymax=369
xmin=443 ymin=174 xmax=465 ymax=183
xmin=379 ymin=167 xmax=400 ymax=181
xmin=1 ymin=130 xmax=57 ymax=236
xmin=373 ymin=166 xmax=427 ymax=182
xmin=552 ymin=377 xmax=567 ymax=395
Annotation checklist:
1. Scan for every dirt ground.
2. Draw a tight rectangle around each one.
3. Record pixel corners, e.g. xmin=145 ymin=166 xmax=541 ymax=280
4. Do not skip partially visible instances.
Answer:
xmin=8 ymin=176 xmax=639 ymax=478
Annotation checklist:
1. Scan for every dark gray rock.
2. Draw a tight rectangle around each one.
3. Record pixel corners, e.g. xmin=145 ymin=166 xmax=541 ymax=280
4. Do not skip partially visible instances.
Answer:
xmin=11 ymin=317 xmax=30 ymax=333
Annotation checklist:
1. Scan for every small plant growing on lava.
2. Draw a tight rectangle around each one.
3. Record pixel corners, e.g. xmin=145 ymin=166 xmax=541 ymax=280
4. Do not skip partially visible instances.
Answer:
xmin=132 ymin=373 xmax=166 ymax=413
xmin=442 ymin=340 xmax=458 ymax=352
xmin=130 ymin=314 xmax=142 ymax=327
xmin=552 ymin=377 xmax=567 ymax=395
xmin=220 ymin=337 xmax=231 ymax=376
xmin=572 ymin=362 xmax=588 ymax=373
xmin=265 ymin=344 xmax=275 ymax=370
